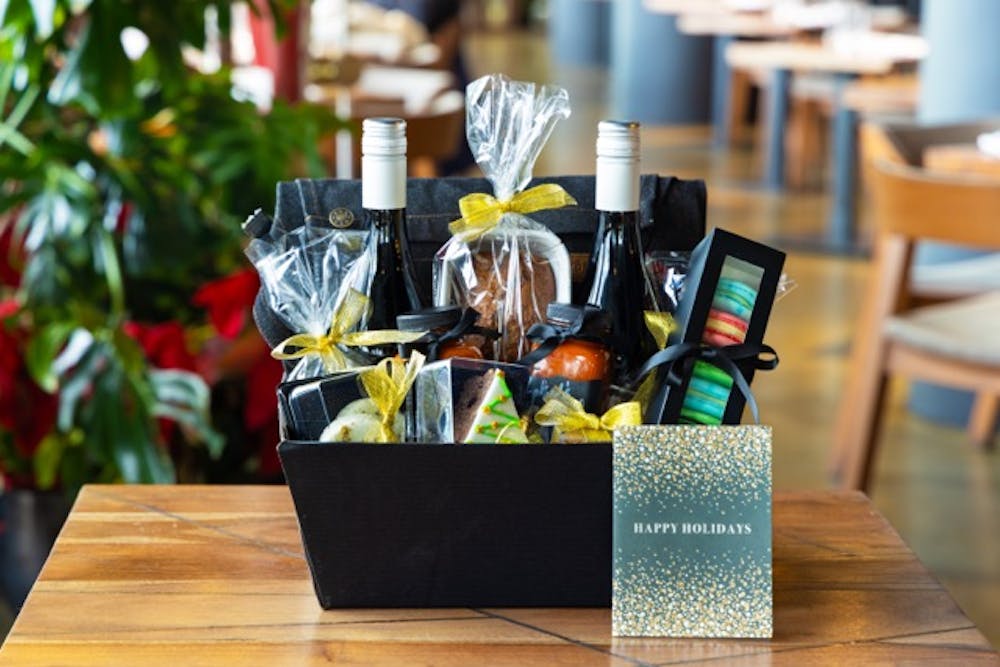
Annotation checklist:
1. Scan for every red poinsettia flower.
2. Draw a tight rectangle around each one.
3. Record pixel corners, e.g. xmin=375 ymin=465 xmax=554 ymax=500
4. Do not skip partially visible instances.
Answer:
xmin=192 ymin=267 xmax=283 ymax=477
xmin=245 ymin=352 xmax=283 ymax=477
xmin=0 ymin=303 xmax=59 ymax=473
xmin=0 ymin=218 xmax=24 ymax=288
xmin=123 ymin=321 xmax=197 ymax=373
xmin=123 ymin=320 xmax=199 ymax=448
xmin=114 ymin=201 xmax=133 ymax=235
xmin=192 ymin=269 xmax=259 ymax=340
xmin=0 ymin=299 xmax=19 ymax=319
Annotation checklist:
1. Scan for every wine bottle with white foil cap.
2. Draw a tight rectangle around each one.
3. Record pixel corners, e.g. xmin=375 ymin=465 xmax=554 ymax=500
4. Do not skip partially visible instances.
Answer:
xmin=583 ymin=120 xmax=653 ymax=380
xmin=360 ymin=118 xmax=422 ymax=349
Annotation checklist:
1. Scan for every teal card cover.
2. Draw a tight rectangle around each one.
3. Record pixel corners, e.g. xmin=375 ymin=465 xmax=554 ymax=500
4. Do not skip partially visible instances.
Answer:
xmin=612 ymin=425 xmax=772 ymax=638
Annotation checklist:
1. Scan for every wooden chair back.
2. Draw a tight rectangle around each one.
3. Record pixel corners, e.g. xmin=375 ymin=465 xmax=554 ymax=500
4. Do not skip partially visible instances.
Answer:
xmin=883 ymin=119 xmax=1000 ymax=167
xmin=868 ymin=159 xmax=1000 ymax=249
xmin=860 ymin=119 xmax=1000 ymax=189
xmin=833 ymin=158 xmax=1000 ymax=490
xmin=860 ymin=122 xmax=908 ymax=166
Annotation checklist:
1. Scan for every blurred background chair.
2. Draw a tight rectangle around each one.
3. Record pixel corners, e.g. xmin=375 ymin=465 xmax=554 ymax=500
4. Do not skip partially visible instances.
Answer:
xmin=860 ymin=120 xmax=1000 ymax=297
xmin=831 ymin=158 xmax=1000 ymax=491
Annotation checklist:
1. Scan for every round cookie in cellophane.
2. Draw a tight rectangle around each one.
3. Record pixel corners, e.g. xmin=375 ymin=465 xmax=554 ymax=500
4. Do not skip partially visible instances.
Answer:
xmin=433 ymin=74 xmax=574 ymax=363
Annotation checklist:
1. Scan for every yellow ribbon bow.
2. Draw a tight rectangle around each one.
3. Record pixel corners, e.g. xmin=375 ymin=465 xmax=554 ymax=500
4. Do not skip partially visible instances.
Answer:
xmin=534 ymin=387 xmax=642 ymax=443
xmin=448 ymin=183 xmax=577 ymax=241
xmin=644 ymin=310 xmax=677 ymax=351
xmin=358 ymin=351 xmax=425 ymax=443
xmin=633 ymin=310 xmax=677 ymax=411
xmin=271 ymin=289 xmax=427 ymax=373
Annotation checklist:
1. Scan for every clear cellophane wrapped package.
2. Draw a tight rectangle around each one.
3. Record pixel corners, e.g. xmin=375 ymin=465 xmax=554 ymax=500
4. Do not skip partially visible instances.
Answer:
xmin=245 ymin=222 xmax=368 ymax=381
xmin=433 ymin=74 xmax=574 ymax=363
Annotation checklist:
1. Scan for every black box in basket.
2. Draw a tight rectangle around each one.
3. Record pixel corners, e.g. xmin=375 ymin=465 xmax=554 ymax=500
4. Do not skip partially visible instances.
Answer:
xmin=644 ymin=228 xmax=785 ymax=425
xmin=255 ymin=174 xmax=705 ymax=608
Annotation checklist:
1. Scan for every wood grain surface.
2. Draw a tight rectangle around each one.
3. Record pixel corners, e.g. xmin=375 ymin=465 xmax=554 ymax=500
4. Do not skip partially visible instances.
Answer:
xmin=1 ymin=486 xmax=996 ymax=665
xmin=924 ymin=144 xmax=1000 ymax=179
xmin=725 ymin=41 xmax=913 ymax=76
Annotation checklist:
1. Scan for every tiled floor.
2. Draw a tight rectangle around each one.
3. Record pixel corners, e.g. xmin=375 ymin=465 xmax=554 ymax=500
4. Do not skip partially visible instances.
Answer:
xmin=465 ymin=28 xmax=1000 ymax=648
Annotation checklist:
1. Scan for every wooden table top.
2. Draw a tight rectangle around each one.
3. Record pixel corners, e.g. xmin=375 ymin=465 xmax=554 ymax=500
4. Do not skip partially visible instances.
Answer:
xmin=646 ymin=0 xmax=908 ymax=32
xmin=925 ymin=144 xmax=1000 ymax=180
xmin=2 ymin=486 xmax=997 ymax=665
xmin=678 ymin=12 xmax=795 ymax=38
xmin=643 ymin=0 xmax=734 ymax=16
xmin=726 ymin=38 xmax=924 ymax=75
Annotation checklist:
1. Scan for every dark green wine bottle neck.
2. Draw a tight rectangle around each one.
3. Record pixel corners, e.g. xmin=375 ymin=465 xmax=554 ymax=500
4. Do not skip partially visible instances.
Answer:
xmin=365 ymin=208 xmax=406 ymax=236
xmin=599 ymin=209 xmax=639 ymax=225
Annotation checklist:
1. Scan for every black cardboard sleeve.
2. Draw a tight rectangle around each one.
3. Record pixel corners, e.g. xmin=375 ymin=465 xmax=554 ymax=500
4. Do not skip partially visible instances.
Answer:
xmin=645 ymin=228 xmax=785 ymax=424
xmin=279 ymin=373 xmax=365 ymax=441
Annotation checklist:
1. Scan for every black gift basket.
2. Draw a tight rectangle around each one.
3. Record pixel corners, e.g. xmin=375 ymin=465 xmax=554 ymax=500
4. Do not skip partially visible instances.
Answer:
xmin=253 ymin=174 xmax=706 ymax=608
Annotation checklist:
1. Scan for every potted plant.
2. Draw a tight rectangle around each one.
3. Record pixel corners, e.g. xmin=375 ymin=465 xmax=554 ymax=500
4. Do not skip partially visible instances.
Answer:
xmin=0 ymin=0 xmax=340 ymax=608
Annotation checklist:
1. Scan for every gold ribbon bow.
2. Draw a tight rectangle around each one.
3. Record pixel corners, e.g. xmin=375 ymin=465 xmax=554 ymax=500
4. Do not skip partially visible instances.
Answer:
xmin=634 ymin=310 xmax=677 ymax=411
xmin=359 ymin=351 xmax=425 ymax=443
xmin=448 ymin=183 xmax=577 ymax=241
xmin=271 ymin=289 xmax=426 ymax=373
xmin=644 ymin=310 xmax=677 ymax=351
xmin=534 ymin=387 xmax=641 ymax=443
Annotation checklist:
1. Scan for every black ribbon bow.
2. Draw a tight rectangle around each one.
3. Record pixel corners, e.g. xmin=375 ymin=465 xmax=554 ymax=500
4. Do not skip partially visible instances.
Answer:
xmin=633 ymin=342 xmax=779 ymax=424
xmin=424 ymin=308 xmax=498 ymax=362
xmin=517 ymin=308 xmax=606 ymax=367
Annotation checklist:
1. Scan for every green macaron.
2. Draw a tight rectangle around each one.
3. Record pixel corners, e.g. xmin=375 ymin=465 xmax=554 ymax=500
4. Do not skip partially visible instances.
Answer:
xmin=692 ymin=360 xmax=734 ymax=389
xmin=680 ymin=405 xmax=722 ymax=425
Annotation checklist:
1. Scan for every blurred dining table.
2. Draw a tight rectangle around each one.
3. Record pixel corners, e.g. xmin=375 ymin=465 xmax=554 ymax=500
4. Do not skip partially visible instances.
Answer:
xmin=924 ymin=143 xmax=1000 ymax=180
xmin=676 ymin=12 xmax=794 ymax=146
xmin=647 ymin=0 xmax=909 ymax=149
xmin=726 ymin=31 xmax=927 ymax=251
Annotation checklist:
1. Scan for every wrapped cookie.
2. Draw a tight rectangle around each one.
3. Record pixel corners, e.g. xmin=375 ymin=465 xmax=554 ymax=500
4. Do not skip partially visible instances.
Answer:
xmin=433 ymin=73 xmax=574 ymax=363
xmin=246 ymin=222 xmax=368 ymax=380
xmin=319 ymin=352 xmax=425 ymax=444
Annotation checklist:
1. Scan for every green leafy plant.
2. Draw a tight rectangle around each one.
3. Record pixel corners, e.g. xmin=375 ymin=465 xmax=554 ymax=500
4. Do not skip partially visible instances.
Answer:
xmin=0 ymin=0 xmax=340 ymax=494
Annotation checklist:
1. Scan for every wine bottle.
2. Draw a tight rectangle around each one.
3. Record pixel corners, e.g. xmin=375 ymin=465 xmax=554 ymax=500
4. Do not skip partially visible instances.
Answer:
xmin=583 ymin=120 xmax=653 ymax=381
xmin=360 ymin=118 xmax=422 ymax=345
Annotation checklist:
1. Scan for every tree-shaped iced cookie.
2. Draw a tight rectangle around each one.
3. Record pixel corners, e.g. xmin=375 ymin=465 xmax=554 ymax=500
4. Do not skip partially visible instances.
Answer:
xmin=461 ymin=369 xmax=529 ymax=444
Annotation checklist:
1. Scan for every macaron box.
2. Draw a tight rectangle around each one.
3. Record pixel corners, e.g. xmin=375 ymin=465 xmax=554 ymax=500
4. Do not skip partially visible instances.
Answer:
xmin=646 ymin=228 xmax=785 ymax=425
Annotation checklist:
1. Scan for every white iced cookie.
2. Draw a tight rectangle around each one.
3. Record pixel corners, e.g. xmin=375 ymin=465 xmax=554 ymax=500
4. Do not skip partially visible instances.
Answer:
xmin=319 ymin=398 xmax=404 ymax=443
xmin=463 ymin=370 xmax=529 ymax=444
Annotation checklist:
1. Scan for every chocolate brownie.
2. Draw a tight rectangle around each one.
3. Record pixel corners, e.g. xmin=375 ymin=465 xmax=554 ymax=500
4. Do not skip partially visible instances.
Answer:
xmin=453 ymin=369 xmax=492 ymax=442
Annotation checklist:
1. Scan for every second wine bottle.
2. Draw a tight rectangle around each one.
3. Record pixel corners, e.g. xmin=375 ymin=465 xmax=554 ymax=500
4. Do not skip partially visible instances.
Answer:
xmin=360 ymin=117 xmax=422 ymax=356
xmin=582 ymin=120 xmax=654 ymax=383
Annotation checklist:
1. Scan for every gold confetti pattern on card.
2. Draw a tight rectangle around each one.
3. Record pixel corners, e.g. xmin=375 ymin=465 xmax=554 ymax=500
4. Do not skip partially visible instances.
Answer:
xmin=612 ymin=425 xmax=772 ymax=638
